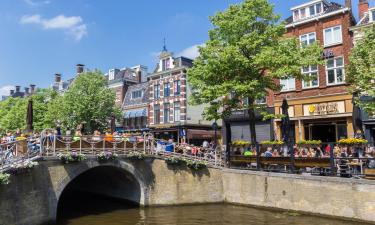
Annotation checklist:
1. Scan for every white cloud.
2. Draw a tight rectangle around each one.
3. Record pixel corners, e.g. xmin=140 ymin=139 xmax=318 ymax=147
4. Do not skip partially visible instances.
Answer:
xmin=24 ymin=0 xmax=50 ymax=6
xmin=20 ymin=14 xmax=87 ymax=41
xmin=0 ymin=85 xmax=15 ymax=96
xmin=176 ymin=44 xmax=203 ymax=59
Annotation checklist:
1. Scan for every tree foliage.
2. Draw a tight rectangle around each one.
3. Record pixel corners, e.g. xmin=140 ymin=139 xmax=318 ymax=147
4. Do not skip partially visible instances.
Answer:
xmin=347 ymin=25 xmax=375 ymax=115
xmin=49 ymin=71 xmax=120 ymax=133
xmin=187 ymin=0 xmax=323 ymax=142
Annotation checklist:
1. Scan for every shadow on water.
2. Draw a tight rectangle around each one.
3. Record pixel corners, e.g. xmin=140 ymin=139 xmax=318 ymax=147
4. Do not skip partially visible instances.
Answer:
xmin=56 ymin=191 xmax=140 ymax=225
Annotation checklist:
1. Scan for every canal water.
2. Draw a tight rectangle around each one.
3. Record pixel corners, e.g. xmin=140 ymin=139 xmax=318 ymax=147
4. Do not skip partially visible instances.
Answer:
xmin=57 ymin=192 xmax=367 ymax=225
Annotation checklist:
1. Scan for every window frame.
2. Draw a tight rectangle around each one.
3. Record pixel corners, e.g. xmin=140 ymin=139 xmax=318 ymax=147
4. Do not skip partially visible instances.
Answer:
xmin=163 ymin=103 xmax=170 ymax=124
xmin=154 ymin=84 xmax=160 ymax=99
xmin=174 ymin=102 xmax=181 ymax=122
xmin=154 ymin=104 xmax=160 ymax=124
xmin=323 ymin=25 xmax=343 ymax=47
xmin=300 ymin=32 xmax=316 ymax=46
xmin=131 ymin=90 xmax=143 ymax=99
xmin=174 ymin=80 xmax=181 ymax=96
xmin=164 ymin=82 xmax=170 ymax=97
xmin=302 ymin=65 xmax=319 ymax=89
xmin=326 ymin=56 xmax=345 ymax=86
xmin=280 ymin=78 xmax=296 ymax=92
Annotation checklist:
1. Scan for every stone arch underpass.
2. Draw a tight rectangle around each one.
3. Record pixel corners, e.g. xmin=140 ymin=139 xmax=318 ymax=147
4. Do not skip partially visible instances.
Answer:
xmin=53 ymin=160 xmax=149 ymax=222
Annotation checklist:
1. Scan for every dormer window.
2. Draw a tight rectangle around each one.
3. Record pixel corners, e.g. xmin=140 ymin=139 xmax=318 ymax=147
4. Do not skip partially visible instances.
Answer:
xmin=109 ymin=69 xmax=115 ymax=80
xmin=293 ymin=1 xmax=323 ymax=22
xmin=162 ymin=58 xmax=170 ymax=71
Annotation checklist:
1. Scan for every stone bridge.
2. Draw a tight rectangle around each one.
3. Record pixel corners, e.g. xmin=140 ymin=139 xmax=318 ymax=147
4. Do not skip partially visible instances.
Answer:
xmin=0 ymin=157 xmax=374 ymax=225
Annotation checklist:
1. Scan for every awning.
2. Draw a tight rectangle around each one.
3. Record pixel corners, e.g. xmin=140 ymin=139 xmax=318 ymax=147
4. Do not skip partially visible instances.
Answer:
xmin=187 ymin=129 xmax=221 ymax=140
xmin=124 ymin=108 xmax=147 ymax=118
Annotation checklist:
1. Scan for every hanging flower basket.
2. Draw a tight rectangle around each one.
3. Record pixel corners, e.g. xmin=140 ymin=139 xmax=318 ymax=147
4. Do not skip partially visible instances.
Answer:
xmin=165 ymin=157 xmax=185 ymax=166
xmin=97 ymin=151 xmax=118 ymax=162
xmin=184 ymin=159 xmax=207 ymax=170
xmin=232 ymin=140 xmax=251 ymax=147
xmin=58 ymin=152 xmax=86 ymax=164
xmin=338 ymin=138 xmax=368 ymax=147
xmin=8 ymin=160 xmax=39 ymax=175
xmin=0 ymin=172 xmax=10 ymax=185
xmin=126 ymin=151 xmax=146 ymax=160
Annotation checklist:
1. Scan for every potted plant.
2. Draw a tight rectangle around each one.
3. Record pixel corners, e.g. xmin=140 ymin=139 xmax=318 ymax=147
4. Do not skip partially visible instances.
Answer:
xmin=261 ymin=140 xmax=284 ymax=147
xmin=297 ymin=140 xmax=322 ymax=147
xmin=0 ymin=172 xmax=10 ymax=185
xmin=232 ymin=140 xmax=251 ymax=154
xmin=97 ymin=151 xmax=118 ymax=162
xmin=184 ymin=159 xmax=207 ymax=170
xmin=165 ymin=157 xmax=185 ymax=166
xmin=338 ymin=138 xmax=368 ymax=147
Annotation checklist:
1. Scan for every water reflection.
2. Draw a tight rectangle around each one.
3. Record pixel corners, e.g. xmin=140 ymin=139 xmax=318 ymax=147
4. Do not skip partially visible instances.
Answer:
xmin=57 ymin=192 xmax=367 ymax=225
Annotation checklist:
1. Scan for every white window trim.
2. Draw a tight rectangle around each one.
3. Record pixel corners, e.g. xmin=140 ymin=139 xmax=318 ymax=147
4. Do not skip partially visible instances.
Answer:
xmin=280 ymin=78 xmax=296 ymax=92
xmin=292 ymin=2 xmax=323 ymax=21
xmin=371 ymin=9 xmax=375 ymax=22
xmin=323 ymin=25 xmax=343 ymax=47
xmin=302 ymin=66 xmax=319 ymax=89
xmin=326 ymin=56 xmax=345 ymax=86
xmin=299 ymin=32 xmax=316 ymax=46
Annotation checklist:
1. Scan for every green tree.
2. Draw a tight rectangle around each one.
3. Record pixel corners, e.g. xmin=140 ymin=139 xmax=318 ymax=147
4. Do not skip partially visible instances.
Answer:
xmin=347 ymin=25 xmax=375 ymax=115
xmin=31 ymin=88 xmax=60 ymax=131
xmin=0 ymin=97 xmax=27 ymax=131
xmin=50 ymin=71 xmax=120 ymax=133
xmin=188 ymin=0 xmax=322 ymax=143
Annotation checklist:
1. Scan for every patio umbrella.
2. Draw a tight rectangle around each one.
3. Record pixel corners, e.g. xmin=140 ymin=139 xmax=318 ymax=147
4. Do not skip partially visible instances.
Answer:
xmin=26 ymin=99 xmax=33 ymax=132
xmin=281 ymin=99 xmax=290 ymax=143
xmin=352 ymin=94 xmax=364 ymax=138
xmin=110 ymin=115 xmax=116 ymax=134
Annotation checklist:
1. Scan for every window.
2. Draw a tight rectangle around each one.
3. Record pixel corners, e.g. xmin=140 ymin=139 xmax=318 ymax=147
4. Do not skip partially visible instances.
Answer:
xmin=300 ymin=8 xmax=306 ymax=19
xmin=294 ymin=10 xmax=299 ymax=20
xmin=162 ymin=58 xmax=170 ymax=71
xmin=154 ymin=105 xmax=160 ymax=124
xmin=372 ymin=10 xmax=375 ymax=22
xmin=300 ymin=32 xmax=316 ymax=46
xmin=324 ymin=26 xmax=342 ymax=46
xmin=174 ymin=80 xmax=181 ymax=95
xmin=255 ymin=98 xmax=266 ymax=104
xmin=164 ymin=103 xmax=170 ymax=123
xmin=174 ymin=102 xmax=180 ymax=122
xmin=326 ymin=57 xmax=345 ymax=85
xmin=309 ymin=5 xmax=315 ymax=16
xmin=154 ymin=85 xmax=160 ymax=99
xmin=131 ymin=90 xmax=143 ymax=99
xmin=302 ymin=65 xmax=319 ymax=88
xmin=280 ymin=78 xmax=296 ymax=91
xmin=164 ymin=83 xmax=170 ymax=97
xmin=316 ymin=3 xmax=322 ymax=14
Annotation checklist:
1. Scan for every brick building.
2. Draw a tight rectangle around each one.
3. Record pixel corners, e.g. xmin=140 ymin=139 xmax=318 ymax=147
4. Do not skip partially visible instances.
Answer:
xmin=350 ymin=0 xmax=375 ymax=143
xmin=148 ymin=47 xmax=218 ymax=144
xmin=274 ymin=0 xmax=356 ymax=142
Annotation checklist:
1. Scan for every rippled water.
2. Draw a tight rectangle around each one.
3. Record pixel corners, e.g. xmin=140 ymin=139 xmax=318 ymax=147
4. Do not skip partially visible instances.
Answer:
xmin=57 ymin=193 xmax=367 ymax=225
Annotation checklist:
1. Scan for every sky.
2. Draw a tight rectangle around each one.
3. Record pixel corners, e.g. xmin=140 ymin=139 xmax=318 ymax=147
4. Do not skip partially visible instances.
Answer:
xmin=0 ymin=0 xmax=369 ymax=96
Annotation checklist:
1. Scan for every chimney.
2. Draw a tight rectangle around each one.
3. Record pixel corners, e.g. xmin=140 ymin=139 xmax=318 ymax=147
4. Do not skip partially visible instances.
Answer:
xmin=10 ymin=90 xmax=14 ymax=95
xmin=55 ymin=73 xmax=62 ymax=83
xmin=15 ymin=86 xmax=20 ymax=93
xmin=138 ymin=71 xmax=142 ymax=83
xmin=358 ymin=0 xmax=369 ymax=20
xmin=30 ymin=84 xmax=36 ymax=94
xmin=76 ymin=64 xmax=85 ymax=74
xmin=345 ymin=0 xmax=352 ymax=9
xmin=24 ymin=87 xmax=30 ymax=96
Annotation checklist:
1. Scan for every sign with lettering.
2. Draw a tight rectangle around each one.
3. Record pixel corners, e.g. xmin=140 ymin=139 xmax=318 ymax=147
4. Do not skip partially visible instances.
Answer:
xmin=303 ymin=101 xmax=345 ymax=116
xmin=322 ymin=50 xmax=334 ymax=59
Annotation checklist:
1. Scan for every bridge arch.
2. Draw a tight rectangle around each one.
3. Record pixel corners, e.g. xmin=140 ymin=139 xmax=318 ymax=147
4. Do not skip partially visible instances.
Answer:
xmin=54 ymin=160 xmax=149 ymax=222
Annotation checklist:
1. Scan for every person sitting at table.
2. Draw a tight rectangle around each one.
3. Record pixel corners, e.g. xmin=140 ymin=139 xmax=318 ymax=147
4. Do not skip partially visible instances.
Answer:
xmin=244 ymin=149 xmax=252 ymax=156
xmin=272 ymin=149 xmax=279 ymax=157
xmin=264 ymin=147 xmax=273 ymax=157
xmin=315 ymin=147 xmax=323 ymax=158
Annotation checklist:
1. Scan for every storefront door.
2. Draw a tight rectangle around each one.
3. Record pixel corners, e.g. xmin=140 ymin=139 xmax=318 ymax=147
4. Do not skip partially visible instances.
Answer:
xmin=311 ymin=125 xmax=336 ymax=142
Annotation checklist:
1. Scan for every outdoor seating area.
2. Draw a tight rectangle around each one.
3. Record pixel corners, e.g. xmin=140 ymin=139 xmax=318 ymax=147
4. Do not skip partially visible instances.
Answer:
xmin=229 ymin=142 xmax=375 ymax=178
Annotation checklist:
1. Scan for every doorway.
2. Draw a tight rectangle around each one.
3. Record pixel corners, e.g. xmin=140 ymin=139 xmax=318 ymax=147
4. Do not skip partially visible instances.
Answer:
xmin=310 ymin=124 xmax=336 ymax=142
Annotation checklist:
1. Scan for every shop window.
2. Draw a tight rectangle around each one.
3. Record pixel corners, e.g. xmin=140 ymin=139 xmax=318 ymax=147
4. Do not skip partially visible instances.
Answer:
xmin=302 ymin=65 xmax=319 ymax=88
xmin=174 ymin=102 xmax=181 ymax=122
xmin=300 ymin=32 xmax=316 ymax=46
xmin=164 ymin=103 xmax=170 ymax=123
xmin=326 ymin=57 xmax=345 ymax=85
xmin=154 ymin=105 xmax=160 ymax=124
xmin=324 ymin=26 xmax=342 ymax=47
xmin=280 ymin=78 xmax=296 ymax=91
xmin=337 ymin=123 xmax=348 ymax=140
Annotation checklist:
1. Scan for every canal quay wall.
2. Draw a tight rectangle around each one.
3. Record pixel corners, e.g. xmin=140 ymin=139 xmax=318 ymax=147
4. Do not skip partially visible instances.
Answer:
xmin=0 ymin=158 xmax=374 ymax=225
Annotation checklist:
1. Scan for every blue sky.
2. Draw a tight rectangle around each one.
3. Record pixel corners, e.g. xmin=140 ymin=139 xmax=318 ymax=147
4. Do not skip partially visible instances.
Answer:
xmin=0 ymin=0 xmax=368 ymax=95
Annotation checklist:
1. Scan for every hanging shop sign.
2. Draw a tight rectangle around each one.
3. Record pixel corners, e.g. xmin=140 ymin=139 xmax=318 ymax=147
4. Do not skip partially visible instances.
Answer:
xmin=303 ymin=101 xmax=345 ymax=116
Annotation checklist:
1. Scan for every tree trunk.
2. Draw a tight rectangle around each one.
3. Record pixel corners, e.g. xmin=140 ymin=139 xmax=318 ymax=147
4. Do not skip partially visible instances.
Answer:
xmin=248 ymin=106 xmax=257 ymax=144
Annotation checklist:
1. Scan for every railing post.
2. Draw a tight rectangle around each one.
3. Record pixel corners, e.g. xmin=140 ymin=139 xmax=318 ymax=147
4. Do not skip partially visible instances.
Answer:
xmin=53 ymin=135 xmax=56 ymax=156
xmin=329 ymin=143 xmax=335 ymax=176
xmin=289 ymin=143 xmax=295 ymax=174
xmin=256 ymin=142 xmax=260 ymax=170
xmin=79 ymin=138 xmax=82 ymax=155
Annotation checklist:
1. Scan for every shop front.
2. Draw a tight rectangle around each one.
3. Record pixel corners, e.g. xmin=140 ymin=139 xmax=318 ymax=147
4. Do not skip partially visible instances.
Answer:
xmin=275 ymin=95 xmax=354 ymax=143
